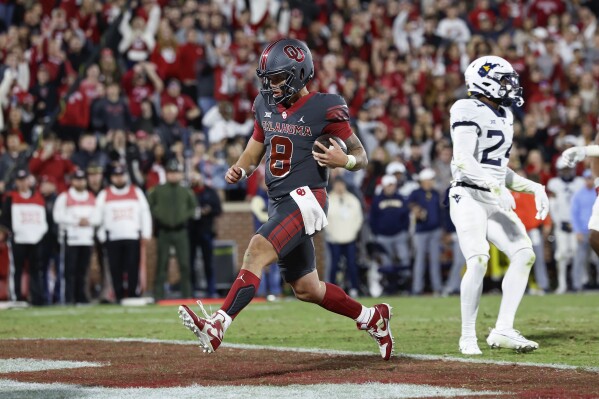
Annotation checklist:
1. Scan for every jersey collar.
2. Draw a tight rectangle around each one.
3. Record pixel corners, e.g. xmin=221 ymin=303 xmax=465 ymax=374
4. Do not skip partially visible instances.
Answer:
xmin=276 ymin=92 xmax=316 ymax=117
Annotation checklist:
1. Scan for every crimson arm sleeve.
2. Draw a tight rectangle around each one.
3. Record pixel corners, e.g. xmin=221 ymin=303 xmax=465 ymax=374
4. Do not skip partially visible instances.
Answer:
xmin=251 ymin=120 xmax=265 ymax=143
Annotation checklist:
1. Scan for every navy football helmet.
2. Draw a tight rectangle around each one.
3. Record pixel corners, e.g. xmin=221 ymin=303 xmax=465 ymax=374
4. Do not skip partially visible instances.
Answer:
xmin=256 ymin=38 xmax=314 ymax=106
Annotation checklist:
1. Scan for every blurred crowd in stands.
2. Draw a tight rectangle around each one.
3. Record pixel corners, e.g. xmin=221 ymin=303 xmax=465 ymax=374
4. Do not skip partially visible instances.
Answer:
xmin=0 ymin=0 xmax=598 ymax=305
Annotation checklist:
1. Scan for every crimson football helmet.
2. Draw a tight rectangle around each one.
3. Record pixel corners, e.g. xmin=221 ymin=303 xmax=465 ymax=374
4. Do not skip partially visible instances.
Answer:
xmin=256 ymin=38 xmax=314 ymax=105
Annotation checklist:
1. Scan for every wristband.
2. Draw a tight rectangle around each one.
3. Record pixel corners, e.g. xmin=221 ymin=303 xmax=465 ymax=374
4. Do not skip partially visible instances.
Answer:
xmin=344 ymin=154 xmax=357 ymax=170
xmin=586 ymin=145 xmax=599 ymax=157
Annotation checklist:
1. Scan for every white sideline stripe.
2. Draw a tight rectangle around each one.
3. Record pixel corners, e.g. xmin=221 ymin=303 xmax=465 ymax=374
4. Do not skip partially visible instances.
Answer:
xmin=0 ymin=359 xmax=104 ymax=373
xmin=0 ymin=380 xmax=503 ymax=399
xmin=11 ymin=337 xmax=599 ymax=373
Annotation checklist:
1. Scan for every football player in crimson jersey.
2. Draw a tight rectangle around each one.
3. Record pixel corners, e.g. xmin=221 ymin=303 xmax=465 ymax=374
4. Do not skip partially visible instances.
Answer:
xmin=178 ymin=38 xmax=395 ymax=360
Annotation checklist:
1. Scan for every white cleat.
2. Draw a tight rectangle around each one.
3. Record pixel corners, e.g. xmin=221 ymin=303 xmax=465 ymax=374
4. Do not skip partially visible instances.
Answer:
xmin=459 ymin=336 xmax=482 ymax=355
xmin=486 ymin=328 xmax=538 ymax=353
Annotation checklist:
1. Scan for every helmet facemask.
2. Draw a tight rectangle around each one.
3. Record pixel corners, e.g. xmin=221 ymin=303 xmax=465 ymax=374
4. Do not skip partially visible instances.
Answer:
xmin=258 ymin=69 xmax=300 ymax=106
xmin=470 ymin=71 xmax=524 ymax=107
xmin=494 ymin=72 xmax=524 ymax=107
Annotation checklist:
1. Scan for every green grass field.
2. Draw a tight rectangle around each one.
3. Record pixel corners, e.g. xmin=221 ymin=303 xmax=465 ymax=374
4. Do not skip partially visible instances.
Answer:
xmin=1 ymin=293 xmax=597 ymax=368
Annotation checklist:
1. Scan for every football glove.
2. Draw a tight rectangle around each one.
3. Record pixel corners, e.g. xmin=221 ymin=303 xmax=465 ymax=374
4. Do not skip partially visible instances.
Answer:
xmin=490 ymin=184 xmax=516 ymax=212
xmin=562 ymin=146 xmax=587 ymax=168
xmin=533 ymin=186 xmax=549 ymax=220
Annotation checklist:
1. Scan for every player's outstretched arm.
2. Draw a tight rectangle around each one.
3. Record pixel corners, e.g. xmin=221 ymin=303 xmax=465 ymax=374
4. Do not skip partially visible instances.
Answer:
xmin=562 ymin=145 xmax=599 ymax=167
xmin=505 ymin=168 xmax=549 ymax=220
xmin=225 ymin=138 xmax=265 ymax=184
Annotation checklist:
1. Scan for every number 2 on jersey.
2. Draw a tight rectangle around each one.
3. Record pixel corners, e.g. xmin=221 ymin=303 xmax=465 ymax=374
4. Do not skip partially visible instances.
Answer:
xmin=481 ymin=129 xmax=512 ymax=166
xmin=269 ymin=135 xmax=293 ymax=177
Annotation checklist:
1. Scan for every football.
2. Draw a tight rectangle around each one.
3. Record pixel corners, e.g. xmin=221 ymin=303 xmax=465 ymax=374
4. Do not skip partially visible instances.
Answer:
xmin=312 ymin=134 xmax=348 ymax=154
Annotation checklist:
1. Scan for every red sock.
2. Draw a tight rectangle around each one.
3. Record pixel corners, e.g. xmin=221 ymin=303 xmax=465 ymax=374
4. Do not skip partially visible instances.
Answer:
xmin=319 ymin=282 xmax=362 ymax=319
xmin=220 ymin=270 xmax=261 ymax=319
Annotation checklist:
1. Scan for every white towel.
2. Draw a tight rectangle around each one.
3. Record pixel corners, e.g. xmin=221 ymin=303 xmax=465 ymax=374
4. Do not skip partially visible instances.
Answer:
xmin=289 ymin=186 xmax=328 ymax=235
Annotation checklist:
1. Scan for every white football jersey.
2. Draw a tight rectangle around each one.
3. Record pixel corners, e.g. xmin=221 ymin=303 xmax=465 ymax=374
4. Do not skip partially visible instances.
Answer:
xmin=547 ymin=176 xmax=585 ymax=223
xmin=450 ymin=98 xmax=514 ymax=186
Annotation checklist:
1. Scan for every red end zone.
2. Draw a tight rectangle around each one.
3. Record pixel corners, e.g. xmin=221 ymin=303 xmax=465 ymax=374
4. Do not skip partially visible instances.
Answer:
xmin=0 ymin=339 xmax=597 ymax=398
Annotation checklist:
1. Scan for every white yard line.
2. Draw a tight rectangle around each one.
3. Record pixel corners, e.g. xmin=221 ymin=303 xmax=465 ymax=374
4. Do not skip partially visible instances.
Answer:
xmin=0 ymin=380 xmax=504 ymax=399
xmin=0 ymin=359 xmax=104 ymax=373
xmin=10 ymin=337 xmax=599 ymax=373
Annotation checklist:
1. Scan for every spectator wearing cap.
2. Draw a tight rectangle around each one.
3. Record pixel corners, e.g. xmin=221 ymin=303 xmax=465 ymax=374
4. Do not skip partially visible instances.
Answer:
xmin=369 ymin=174 xmax=411 ymax=276
xmin=53 ymin=169 xmax=96 ymax=304
xmin=92 ymin=164 xmax=152 ymax=302
xmin=385 ymin=161 xmax=419 ymax=197
xmin=0 ymin=169 xmax=48 ymax=305
xmin=29 ymin=133 xmax=76 ymax=193
xmin=571 ymin=170 xmax=599 ymax=292
xmin=147 ymin=159 xmax=196 ymax=300
xmin=0 ymin=134 xmax=29 ymax=191
xmin=326 ymin=177 xmax=364 ymax=298
xmin=90 ymin=82 xmax=132 ymax=133
xmin=188 ymin=170 xmax=222 ymax=297
xmin=160 ymin=79 xmax=201 ymax=129
xmin=408 ymin=168 xmax=443 ymax=296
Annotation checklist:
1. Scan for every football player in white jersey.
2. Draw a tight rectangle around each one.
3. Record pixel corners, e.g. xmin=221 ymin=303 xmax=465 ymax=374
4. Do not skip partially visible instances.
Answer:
xmin=547 ymin=157 xmax=585 ymax=294
xmin=561 ymin=134 xmax=599 ymax=257
xmin=448 ymin=56 xmax=550 ymax=355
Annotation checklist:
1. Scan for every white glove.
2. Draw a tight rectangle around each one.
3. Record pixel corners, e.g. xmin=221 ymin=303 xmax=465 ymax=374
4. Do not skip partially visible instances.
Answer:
xmin=562 ymin=146 xmax=587 ymax=167
xmin=533 ymin=186 xmax=549 ymax=220
xmin=490 ymin=184 xmax=515 ymax=212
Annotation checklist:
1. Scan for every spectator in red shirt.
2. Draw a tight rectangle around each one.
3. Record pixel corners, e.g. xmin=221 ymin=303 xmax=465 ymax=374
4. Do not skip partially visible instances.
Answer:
xmin=121 ymin=61 xmax=163 ymax=119
xmin=28 ymin=133 xmax=76 ymax=193
xmin=160 ymin=79 xmax=201 ymax=128
xmin=528 ymin=0 xmax=566 ymax=27
xmin=176 ymin=28 xmax=204 ymax=100
xmin=150 ymin=20 xmax=179 ymax=81
xmin=468 ymin=0 xmax=497 ymax=32
xmin=56 ymin=74 xmax=90 ymax=142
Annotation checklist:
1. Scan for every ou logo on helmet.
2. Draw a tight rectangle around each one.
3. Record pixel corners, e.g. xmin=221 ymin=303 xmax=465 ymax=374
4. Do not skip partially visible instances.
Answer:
xmin=283 ymin=45 xmax=305 ymax=62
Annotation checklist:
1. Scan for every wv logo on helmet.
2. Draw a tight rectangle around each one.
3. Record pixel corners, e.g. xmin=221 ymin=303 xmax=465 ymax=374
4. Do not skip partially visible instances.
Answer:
xmin=284 ymin=45 xmax=305 ymax=62
xmin=477 ymin=62 xmax=499 ymax=77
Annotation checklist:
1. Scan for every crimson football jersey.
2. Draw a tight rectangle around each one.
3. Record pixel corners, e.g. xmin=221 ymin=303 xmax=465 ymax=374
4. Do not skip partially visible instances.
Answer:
xmin=251 ymin=92 xmax=353 ymax=198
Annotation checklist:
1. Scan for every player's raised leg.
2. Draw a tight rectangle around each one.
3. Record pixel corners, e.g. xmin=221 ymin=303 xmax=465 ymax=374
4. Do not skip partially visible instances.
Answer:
xmin=278 ymin=238 xmax=393 ymax=360
xmin=178 ymin=234 xmax=275 ymax=353
xmin=486 ymin=211 xmax=538 ymax=352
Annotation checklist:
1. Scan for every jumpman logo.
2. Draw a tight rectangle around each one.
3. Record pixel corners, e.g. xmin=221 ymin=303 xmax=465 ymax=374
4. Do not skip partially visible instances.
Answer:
xmin=237 ymin=273 xmax=246 ymax=283
xmin=298 ymin=115 xmax=305 ymax=124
